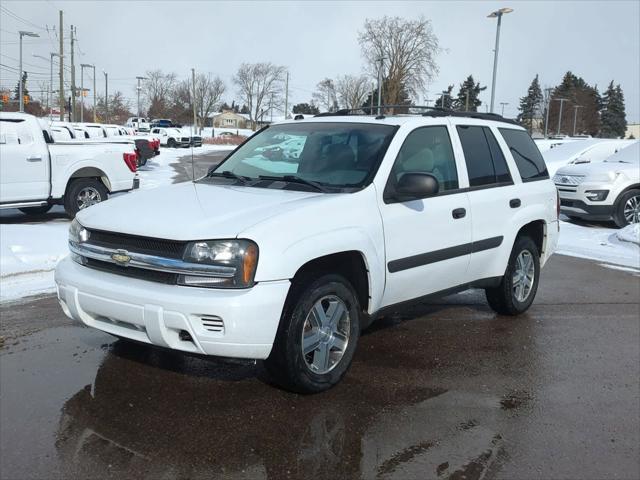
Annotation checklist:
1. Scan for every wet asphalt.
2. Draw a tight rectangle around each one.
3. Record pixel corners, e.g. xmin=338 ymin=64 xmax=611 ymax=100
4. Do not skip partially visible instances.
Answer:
xmin=1 ymin=254 xmax=639 ymax=480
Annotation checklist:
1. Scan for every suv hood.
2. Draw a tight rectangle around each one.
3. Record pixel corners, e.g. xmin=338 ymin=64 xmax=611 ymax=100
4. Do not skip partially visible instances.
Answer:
xmin=76 ymin=182 xmax=324 ymax=240
xmin=555 ymin=160 xmax=639 ymax=178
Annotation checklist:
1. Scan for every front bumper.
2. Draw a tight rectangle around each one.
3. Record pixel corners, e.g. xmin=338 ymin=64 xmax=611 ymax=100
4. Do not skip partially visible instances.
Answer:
xmin=55 ymin=257 xmax=290 ymax=359
xmin=556 ymin=181 xmax=616 ymax=220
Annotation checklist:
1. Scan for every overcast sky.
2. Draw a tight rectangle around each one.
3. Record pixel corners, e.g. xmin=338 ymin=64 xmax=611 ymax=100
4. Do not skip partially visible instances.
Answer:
xmin=1 ymin=0 xmax=638 ymax=122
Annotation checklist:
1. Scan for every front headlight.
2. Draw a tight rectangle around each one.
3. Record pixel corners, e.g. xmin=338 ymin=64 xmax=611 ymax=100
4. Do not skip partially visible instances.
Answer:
xmin=178 ymin=239 xmax=259 ymax=288
xmin=69 ymin=219 xmax=90 ymax=264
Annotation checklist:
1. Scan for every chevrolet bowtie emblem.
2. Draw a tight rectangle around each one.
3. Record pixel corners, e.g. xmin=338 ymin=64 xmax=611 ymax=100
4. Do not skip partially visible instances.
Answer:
xmin=111 ymin=250 xmax=131 ymax=266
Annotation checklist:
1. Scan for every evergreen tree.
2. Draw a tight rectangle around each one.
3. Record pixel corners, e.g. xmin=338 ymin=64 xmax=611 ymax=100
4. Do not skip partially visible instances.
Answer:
xmin=454 ymin=75 xmax=486 ymax=112
xmin=517 ymin=74 xmax=544 ymax=133
xmin=292 ymin=102 xmax=320 ymax=115
xmin=434 ymin=85 xmax=454 ymax=109
xmin=13 ymin=71 xmax=29 ymax=101
xmin=240 ymin=104 xmax=249 ymax=114
xmin=547 ymin=71 xmax=601 ymax=136
xmin=600 ymin=81 xmax=627 ymax=138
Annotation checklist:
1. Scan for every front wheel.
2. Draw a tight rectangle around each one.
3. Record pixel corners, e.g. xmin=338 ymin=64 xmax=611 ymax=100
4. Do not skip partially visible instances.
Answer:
xmin=167 ymin=139 xmax=176 ymax=148
xmin=613 ymin=189 xmax=640 ymax=228
xmin=485 ymin=236 xmax=541 ymax=316
xmin=265 ymin=274 xmax=361 ymax=393
xmin=63 ymin=178 xmax=109 ymax=218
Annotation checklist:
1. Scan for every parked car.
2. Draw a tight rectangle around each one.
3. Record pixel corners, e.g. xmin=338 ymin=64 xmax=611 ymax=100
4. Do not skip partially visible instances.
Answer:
xmin=543 ymin=138 xmax=635 ymax=175
xmin=102 ymin=124 xmax=161 ymax=165
xmin=190 ymin=133 xmax=202 ymax=147
xmin=555 ymin=141 xmax=639 ymax=227
xmin=0 ymin=112 xmax=139 ymax=217
xmin=55 ymin=110 xmax=559 ymax=392
xmin=149 ymin=119 xmax=174 ymax=129
xmin=126 ymin=117 xmax=150 ymax=133
xmin=150 ymin=127 xmax=190 ymax=147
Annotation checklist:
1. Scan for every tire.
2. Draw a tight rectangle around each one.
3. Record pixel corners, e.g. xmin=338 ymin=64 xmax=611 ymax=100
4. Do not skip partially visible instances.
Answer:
xmin=613 ymin=189 xmax=640 ymax=228
xmin=167 ymin=138 xmax=176 ymax=148
xmin=19 ymin=204 xmax=52 ymax=215
xmin=63 ymin=178 xmax=108 ymax=218
xmin=265 ymin=274 xmax=361 ymax=393
xmin=139 ymin=156 xmax=148 ymax=167
xmin=485 ymin=236 xmax=541 ymax=316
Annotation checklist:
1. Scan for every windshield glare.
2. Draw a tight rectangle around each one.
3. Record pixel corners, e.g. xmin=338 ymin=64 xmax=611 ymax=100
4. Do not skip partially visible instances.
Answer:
xmin=211 ymin=122 xmax=397 ymax=189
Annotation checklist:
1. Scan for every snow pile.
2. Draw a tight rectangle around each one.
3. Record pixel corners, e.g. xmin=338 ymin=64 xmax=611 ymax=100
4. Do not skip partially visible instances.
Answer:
xmin=557 ymin=220 xmax=640 ymax=269
xmin=616 ymin=224 xmax=640 ymax=246
xmin=0 ymin=217 xmax=70 ymax=301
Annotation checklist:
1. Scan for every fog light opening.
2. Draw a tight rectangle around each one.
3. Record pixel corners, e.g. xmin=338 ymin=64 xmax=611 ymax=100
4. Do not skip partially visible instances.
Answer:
xmin=179 ymin=330 xmax=194 ymax=342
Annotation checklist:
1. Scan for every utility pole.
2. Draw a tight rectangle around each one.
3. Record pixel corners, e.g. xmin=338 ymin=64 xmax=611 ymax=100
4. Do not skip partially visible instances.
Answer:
xmin=500 ymin=102 xmax=509 ymax=116
xmin=544 ymin=87 xmax=552 ymax=138
xmin=191 ymin=68 xmax=197 ymax=133
xmin=554 ymin=98 xmax=567 ymax=136
xmin=59 ymin=10 xmax=64 ymax=121
xmin=465 ymin=90 xmax=470 ymax=111
xmin=80 ymin=63 xmax=93 ymax=122
xmin=369 ymin=83 xmax=374 ymax=114
xmin=376 ymin=56 xmax=385 ymax=115
xmin=103 ymin=71 xmax=108 ymax=123
xmin=572 ymin=105 xmax=583 ymax=136
xmin=70 ymin=25 xmax=76 ymax=121
xmin=284 ymin=71 xmax=289 ymax=118
xmin=92 ymin=66 xmax=96 ymax=122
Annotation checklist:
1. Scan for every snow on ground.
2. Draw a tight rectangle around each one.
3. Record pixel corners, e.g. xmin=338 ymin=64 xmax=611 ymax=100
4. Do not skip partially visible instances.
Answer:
xmin=557 ymin=219 xmax=640 ymax=270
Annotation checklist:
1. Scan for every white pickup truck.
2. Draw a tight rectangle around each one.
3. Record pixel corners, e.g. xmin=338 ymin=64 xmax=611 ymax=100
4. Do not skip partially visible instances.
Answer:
xmin=0 ymin=112 xmax=140 ymax=217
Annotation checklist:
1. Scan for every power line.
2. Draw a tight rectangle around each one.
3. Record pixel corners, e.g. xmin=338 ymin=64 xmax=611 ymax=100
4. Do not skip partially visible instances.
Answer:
xmin=0 ymin=5 xmax=47 ymax=31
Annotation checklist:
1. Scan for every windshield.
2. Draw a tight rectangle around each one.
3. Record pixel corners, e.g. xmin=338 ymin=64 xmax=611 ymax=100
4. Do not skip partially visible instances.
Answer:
xmin=210 ymin=122 xmax=397 ymax=190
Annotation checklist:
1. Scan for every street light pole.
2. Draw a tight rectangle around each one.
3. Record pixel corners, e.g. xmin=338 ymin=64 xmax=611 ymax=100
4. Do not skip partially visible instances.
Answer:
xmin=572 ymin=105 xmax=583 ymax=136
xmin=136 ymin=76 xmax=147 ymax=118
xmin=18 ymin=31 xmax=40 ymax=112
xmin=376 ymin=56 xmax=385 ymax=115
xmin=500 ymin=102 xmax=509 ymax=116
xmin=487 ymin=7 xmax=513 ymax=114
xmin=80 ymin=64 xmax=94 ymax=122
xmin=103 ymin=71 xmax=108 ymax=123
xmin=544 ymin=88 xmax=552 ymax=138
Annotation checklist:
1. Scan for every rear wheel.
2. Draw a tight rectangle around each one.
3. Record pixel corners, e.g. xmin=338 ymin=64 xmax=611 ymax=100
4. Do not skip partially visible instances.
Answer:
xmin=613 ymin=189 xmax=640 ymax=228
xmin=19 ymin=204 xmax=52 ymax=215
xmin=167 ymin=138 xmax=176 ymax=148
xmin=63 ymin=178 xmax=108 ymax=218
xmin=485 ymin=236 xmax=540 ymax=316
xmin=265 ymin=274 xmax=360 ymax=393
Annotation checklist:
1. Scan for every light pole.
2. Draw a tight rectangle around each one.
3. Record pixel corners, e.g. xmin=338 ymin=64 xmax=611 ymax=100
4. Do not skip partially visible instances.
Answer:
xmin=572 ymin=105 xmax=583 ymax=136
xmin=80 ymin=64 xmax=93 ymax=122
xmin=544 ymin=87 xmax=553 ymax=138
xmin=554 ymin=98 xmax=567 ymax=136
xmin=18 ymin=31 xmax=40 ymax=112
xmin=103 ymin=71 xmax=108 ymax=123
xmin=136 ymin=76 xmax=147 ymax=118
xmin=500 ymin=102 xmax=509 ymax=116
xmin=487 ymin=7 xmax=513 ymax=113
xmin=33 ymin=53 xmax=61 ymax=117
xmin=376 ymin=56 xmax=385 ymax=115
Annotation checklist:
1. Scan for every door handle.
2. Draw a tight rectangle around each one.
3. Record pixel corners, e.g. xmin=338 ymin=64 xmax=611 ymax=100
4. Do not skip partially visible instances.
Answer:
xmin=510 ymin=198 xmax=521 ymax=208
xmin=26 ymin=156 xmax=42 ymax=162
xmin=452 ymin=208 xmax=466 ymax=219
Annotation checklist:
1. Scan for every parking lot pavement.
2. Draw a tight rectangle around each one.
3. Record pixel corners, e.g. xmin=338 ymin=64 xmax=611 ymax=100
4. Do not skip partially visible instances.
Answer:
xmin=0 ymin=254 xmax=638 ymax=480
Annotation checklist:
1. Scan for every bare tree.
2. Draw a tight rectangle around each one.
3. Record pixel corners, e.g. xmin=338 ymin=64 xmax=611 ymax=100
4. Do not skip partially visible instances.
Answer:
xmin=359 ymin=16 xmax=440 ymax=107
xmin=233 ymin=62 xmax=287 ymax=129
xmin=335 ymin=75 xmax=370 ymax=110
xmin=312 ymin=78 xmax=337 ymax=112
xmin=142 ymin=69 xmax=177 ymax=118
xmin=193 ymin=73 xmax=225 ymax=132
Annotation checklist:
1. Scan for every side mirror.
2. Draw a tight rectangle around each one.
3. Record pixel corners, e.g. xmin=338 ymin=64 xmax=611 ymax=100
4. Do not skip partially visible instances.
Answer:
xmin=392 ymin=172 xmax=439 ymax=202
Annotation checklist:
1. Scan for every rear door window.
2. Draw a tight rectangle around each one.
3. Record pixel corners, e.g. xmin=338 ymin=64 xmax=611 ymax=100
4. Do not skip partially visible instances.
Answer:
xmin=498 ymin=128 xmax=549 ymax=181
xmin=456 ymin=125 xmax=512 ymax=187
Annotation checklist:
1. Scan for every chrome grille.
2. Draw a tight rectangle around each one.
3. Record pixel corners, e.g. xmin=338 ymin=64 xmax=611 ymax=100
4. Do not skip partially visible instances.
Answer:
xmin=553 ymin=174 xmax=585 ymax=186
xmin=87 ymin=229 xmax=186 ymax=259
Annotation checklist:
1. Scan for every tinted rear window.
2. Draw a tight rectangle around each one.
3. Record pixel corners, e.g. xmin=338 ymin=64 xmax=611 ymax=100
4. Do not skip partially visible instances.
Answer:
xmin=499 ymin=128 xmax=549 ymax=181
xmin=457 ymin=125 xmax=512 ymax=187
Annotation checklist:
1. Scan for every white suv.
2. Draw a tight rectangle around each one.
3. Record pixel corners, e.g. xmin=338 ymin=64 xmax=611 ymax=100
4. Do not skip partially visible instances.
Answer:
xmin=55 ymin=110 xmax=559 ymax=392
xmin=555 ymin=141 xmax=639 ymax=226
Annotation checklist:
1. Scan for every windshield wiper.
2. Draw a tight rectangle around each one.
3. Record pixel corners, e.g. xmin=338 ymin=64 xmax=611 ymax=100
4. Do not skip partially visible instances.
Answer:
xmin=258 ymin=175 xmax=329 ymax=192
xmin=207 ymin=170 xmax=252 ymax=183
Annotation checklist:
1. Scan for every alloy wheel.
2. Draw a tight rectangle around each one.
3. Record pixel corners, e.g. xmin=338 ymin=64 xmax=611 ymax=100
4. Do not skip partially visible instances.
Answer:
xmin=512 ymin=250 xmax=535 ymax=303
xmin=76 ymin=187 xmax=101 ymax=210
xmin=301 ymin=295 xmax=350 ymax=374
xmin=623 ymin=195 xmax=640 ymax=224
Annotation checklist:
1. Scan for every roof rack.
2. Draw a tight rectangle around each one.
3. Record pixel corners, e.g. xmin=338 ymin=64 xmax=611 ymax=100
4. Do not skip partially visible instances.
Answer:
xmin=314 ymin=104 xmax=520 ymax=126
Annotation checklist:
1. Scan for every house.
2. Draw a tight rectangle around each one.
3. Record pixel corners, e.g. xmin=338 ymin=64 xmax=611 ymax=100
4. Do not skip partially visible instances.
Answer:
xmin=625 ymin=123 xmax=639 ymax=139
xmin=210 ymin=111 xmax=248 ymax=129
